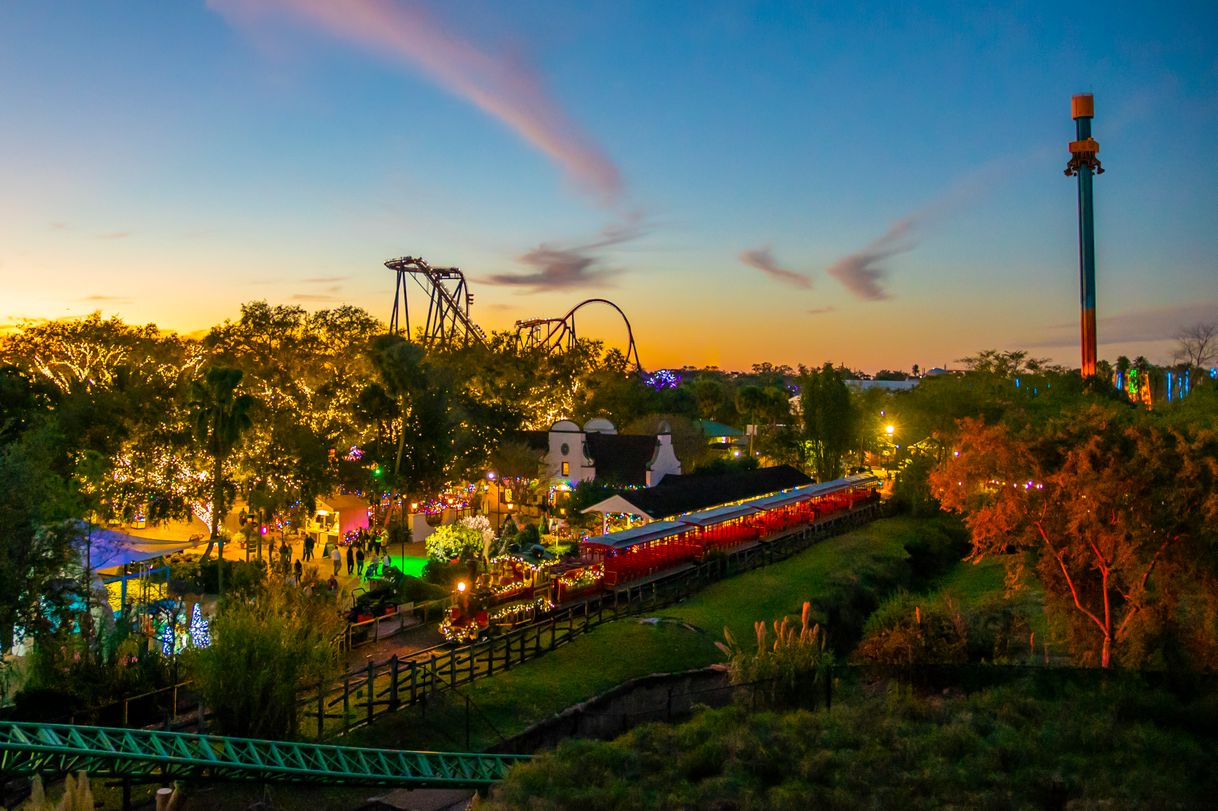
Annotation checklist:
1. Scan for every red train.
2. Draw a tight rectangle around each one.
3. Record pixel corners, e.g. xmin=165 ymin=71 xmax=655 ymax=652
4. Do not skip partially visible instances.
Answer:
xmin=440 ymin=474 xmax=882 ymax=642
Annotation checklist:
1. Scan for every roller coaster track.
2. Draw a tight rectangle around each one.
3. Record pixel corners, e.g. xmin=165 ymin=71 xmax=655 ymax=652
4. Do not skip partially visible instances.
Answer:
xmin=0 ymin=722 xmax=527 ymax=789
xmin=515 ymin=298 xmax=642 ymax=371
xmin=385 ymin=256 xmax=488 ymax=348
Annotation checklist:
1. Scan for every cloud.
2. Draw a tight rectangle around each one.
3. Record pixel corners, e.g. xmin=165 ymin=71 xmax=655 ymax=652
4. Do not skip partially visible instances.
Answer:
xmin=739 ymin=247 xmax=812 ymax=289
xmin=302 ymin=275 xmax=349 ymax=283
xmin=96 ymin=231 xmax=131 ymax=240
xmin=824 ymin=218 xmax=914 ymax=301
xmin=824 ymin=149 xmax=1052 ymax=302
xmin=81 ymin=295 xmax=133 ymax=303
xmin=49 ymin=222 xmax=69 ymax=231
xmin=290 ymin=293 xmax=342 ymax=302
xmin=1024 ymin=300 xmax=1218 ymax=349
xmin=209 ymin=0 xmax=621 ymax=205
xmin=806 ymin=306 xmax=835 ymax=316
xmin=483 ymin=214 xmax=647 ymax=292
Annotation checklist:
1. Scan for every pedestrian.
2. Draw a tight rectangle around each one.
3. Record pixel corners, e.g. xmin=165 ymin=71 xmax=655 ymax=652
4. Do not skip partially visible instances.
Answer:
xmin=331 ymin=545 xmax=342 ymax=576
xmin=327 ymin=575 xmax=338 ymax=592
xmin=372 ymin=530 xmax=382 ymax=556
xmin=367 ymin=552 xmax=379 ymax=579
xmin=293 ymin=559 xmax=303 ymax=584
xmin=303 ymin=535 xmax=314 ymax=561
xmin=346 ymin=544 xmax=355 ymax=575
xmin=356 ymin=546 xmax=365 ymax=576
xmin=279 ymin=540 xmax=290 ymax=570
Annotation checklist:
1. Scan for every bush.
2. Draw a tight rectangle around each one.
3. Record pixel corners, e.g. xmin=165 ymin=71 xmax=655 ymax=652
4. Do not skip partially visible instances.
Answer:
xmin=396 ymin=574 xmax=446 ymax=604
xmin=168 ymin=558 xmax=267 ymax=598
xmin=717 ymin=602 xmax=833 ymax=709
xmin=184 ymin=582 xmax=342 ymax=738
xmin=422 ymin=558 xmax=473 ymax=588
xmin=853 ymin=592 xmax=969 ymax=665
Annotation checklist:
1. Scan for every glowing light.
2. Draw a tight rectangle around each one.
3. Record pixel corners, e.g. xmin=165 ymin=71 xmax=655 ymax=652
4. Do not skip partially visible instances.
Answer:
xmin=189 ymin=603 xmax=211 ymax=648
xmin=885 ymin=425 xmax=895 ymax=436
xmin=457 ymin=580 xmax=467 ymax=593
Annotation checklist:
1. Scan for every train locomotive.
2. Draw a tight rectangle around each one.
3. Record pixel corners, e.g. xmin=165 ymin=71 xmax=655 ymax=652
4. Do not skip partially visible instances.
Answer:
xmin=439 ymin=473 xmax=882 ymax=643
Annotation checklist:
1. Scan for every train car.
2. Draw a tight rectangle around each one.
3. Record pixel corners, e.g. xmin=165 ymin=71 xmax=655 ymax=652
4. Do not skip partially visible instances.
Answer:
xmin=438 ymin=473 xmax=881 ymax=642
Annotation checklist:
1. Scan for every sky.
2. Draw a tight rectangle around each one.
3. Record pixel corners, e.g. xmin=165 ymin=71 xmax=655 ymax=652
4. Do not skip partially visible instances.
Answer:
xmin=2 ymin=1 xmax=1216 ymax=373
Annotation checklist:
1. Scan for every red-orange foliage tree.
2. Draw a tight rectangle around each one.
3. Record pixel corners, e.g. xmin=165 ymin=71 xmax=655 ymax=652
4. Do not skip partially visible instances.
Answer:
xmin=931 ymin=406 xmax=1218 ymax=668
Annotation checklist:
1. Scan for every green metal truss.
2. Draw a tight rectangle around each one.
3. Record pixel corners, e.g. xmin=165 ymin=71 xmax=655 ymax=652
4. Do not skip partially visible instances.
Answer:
xmin=0 ymin=722 xmax=528 ymax=789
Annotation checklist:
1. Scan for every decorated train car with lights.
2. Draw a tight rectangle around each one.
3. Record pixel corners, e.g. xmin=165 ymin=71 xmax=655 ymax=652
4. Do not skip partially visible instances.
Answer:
xmin=439 ymin=474 xmax=881 ymax=642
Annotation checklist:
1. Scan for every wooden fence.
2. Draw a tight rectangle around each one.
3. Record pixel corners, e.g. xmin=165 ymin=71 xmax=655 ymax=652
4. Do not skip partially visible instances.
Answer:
xmin=300 ymin=501 xmax=881 ymax=739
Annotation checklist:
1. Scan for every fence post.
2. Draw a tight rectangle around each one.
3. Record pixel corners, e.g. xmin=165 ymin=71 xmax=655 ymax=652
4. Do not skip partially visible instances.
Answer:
xmin=550 ymin=617 xmax=557 ymax=650
xmin=343 ymin=672 xmax=351 ymax=721
xmin=449 ymin=649 xmax=456 ymax=687
xmin=122 ymin=697 xmax=129 ymax=728
xmin=366 ymin=661 xmax=375 ymax=725
xmin=316 ymin=677 xmax=325 ymax=738
xmin=390 ymin=656 xmax=400 ymax=710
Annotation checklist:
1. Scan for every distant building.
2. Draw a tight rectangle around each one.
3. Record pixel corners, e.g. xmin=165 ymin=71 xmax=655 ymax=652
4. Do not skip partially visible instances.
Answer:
xmin=518 ymin=418 xmax=682 ymax=487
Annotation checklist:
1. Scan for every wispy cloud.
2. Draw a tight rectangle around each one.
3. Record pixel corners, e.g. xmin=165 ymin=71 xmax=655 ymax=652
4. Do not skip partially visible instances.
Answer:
xmin=824 ymin=219 xmax=913 ymax=301
xmin=807 ymin=306 xmax=835 ymax=316
xmin=1025 ymin=300 xmax=1218 ymax=349
xmin=81 ymin=295 xmax=132 ymax=303
xmin=303 ymin=275 xmax=349 ymax=284
xmin=739 ymin=247 xmax=811 ymax=289
xmin=49 ymin=222 xmax=69 ymax=231
xmin=290 ymin=293 xmax=341 ymax=303
xmin=825 ymin=149 xmax=1052 ymax=302
xmin=97 ymin=231 xmax=131 ymax=240
xmin=483 ymin=214 xmax=647 ymax=292
xmin=209 ymin=0 xmax=621 ymax=205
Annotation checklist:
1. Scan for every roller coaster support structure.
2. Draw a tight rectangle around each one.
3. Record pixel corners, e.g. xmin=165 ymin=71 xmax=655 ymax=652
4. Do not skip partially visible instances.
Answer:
xmin=385 ymin=256 xmax=489 ymax=348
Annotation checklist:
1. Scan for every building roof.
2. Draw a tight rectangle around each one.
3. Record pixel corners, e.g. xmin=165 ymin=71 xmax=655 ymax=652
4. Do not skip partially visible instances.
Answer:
xmin=584 ymin=432 xmax=658 ymax=486
xmin=676 ymin=502 xmax=761 ymax=525
xmin=584 ymin=520 xmax=690 ymax=550
xmin=518 ymin=430 xmax=549 ymax=453
xmin=582 ymin=464 xmax=813 ymax=520
xmin=693 ymin=419 xmax=745 ymax=438
xmin=318 ymin=494 xmax=371 ymax=514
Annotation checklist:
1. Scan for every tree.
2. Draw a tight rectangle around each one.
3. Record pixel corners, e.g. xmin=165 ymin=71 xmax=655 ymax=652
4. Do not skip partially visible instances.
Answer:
xmin=1174 ymin=322 xmax=1217 ymax=371
xmin=0 ymin=428 xmax=80 ymax=651
xmin=930 ymin=408 xmax=1217 ymax=668
xmin=186 ymin=582 xmax=342 ymax=738
xmin=799 ymin=363 xmax=856 ymax=482
xmin=189 ymin=367 xmax=256 ymax=580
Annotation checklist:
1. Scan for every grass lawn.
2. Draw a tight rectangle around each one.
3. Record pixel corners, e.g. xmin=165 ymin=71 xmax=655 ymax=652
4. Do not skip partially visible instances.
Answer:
xmin=350 ymin=516 xmax=953 ymax=752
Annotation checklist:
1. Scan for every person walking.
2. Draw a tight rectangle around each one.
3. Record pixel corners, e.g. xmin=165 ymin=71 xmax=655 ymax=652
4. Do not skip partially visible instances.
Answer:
xmin=346 ymin=544 xmax=355 ymax=575
xmin=303 ymin=535 xmax=314 ymax=561
xmin=293 ymin=559 xmax=303 ymax=584
xmin=367 ymin=552 xmax=380 ymax=579
xmin=331 ymin=545 xmax=342 ymax=577
xmin=355 ymin=546 xmax=365 ymax=576
xmin=279 ymin=540 xmax=290 ymax=571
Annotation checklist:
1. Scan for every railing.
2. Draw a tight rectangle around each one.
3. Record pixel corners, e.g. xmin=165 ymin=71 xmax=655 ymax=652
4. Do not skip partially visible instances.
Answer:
xmin=0 ymin=721 xmax=528 ymax=788
xmin=339 ymin=597 xmax=450 ymax=652
xmin=300 ymin=500 xmax=882 ymax=739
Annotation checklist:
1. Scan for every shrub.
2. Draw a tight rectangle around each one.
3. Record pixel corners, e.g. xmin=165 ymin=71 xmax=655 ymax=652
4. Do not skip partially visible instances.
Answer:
xmin=717 ymin=602 xmax=834 ymax=709
xmin=853 ymin=592 xmax=969 ymax=665
xmin=184 ymin=582 xmax=342 ymax=738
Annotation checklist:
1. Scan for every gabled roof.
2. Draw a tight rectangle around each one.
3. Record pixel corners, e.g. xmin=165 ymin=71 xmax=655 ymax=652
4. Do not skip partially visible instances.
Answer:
xmin=582 ymin=465 xmax=812 ymax=520
xmin=584 ymin=432 xmax=657 ymax=486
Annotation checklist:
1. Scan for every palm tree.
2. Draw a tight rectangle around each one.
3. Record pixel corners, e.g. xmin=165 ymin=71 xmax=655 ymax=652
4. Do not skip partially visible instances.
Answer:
xmin=190 ymin=367 xmax=255 ymax=593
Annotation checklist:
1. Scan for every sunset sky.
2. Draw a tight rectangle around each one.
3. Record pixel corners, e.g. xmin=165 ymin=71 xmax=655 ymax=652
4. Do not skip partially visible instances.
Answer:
xmin=2 ymin=1 xmax=1216 ymax=372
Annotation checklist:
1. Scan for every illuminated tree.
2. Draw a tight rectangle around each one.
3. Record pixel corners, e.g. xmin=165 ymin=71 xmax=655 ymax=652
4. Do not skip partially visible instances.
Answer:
xmin=189 ymin=367 xmax=256 ymax=571
xmin=931 ymin=408 xmax=1218 ymax=668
